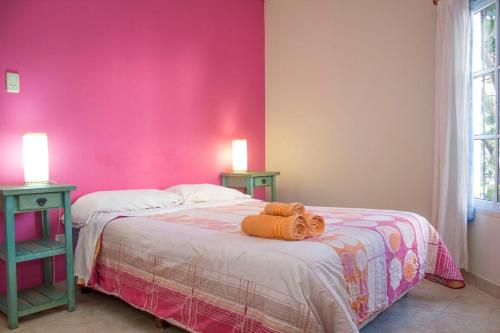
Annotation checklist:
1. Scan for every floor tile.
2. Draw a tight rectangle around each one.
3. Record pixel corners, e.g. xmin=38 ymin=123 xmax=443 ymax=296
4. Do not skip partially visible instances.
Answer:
xmin=0 ymin=280 xmax=498 ymax=333
xmin=362 ymin=282 xmax=500 ymax=333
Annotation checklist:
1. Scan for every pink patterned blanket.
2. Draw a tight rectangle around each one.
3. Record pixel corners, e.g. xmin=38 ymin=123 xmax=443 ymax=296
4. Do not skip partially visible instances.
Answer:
xmin=88 ymin=200 xmax=463 ymax=333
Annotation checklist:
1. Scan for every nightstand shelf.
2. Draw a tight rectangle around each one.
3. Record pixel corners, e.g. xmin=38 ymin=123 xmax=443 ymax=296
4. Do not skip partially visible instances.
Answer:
xmin=221 ymin=171 xmax=280 ymax=201
xmin=0 ymin=184 xmax=76 ymax=329
xmin=0 ymin=238 xmax=65 ymax=263
xmin=0 ymin=283 xmax=68 ymax=317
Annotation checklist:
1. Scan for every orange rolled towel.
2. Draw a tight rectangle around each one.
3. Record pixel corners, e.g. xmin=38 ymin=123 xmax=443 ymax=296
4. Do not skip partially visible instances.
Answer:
xmin=241 ymin=214 xmax=307 ymax=240
xmin=302 ymin=212 xmax=325 ymax=237
xmin=263 ymin=202 xmax=305 ymax=217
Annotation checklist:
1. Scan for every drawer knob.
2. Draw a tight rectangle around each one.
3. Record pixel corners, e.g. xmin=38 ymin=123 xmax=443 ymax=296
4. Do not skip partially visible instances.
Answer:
xmin=36 ymin=198 xmax=47 ymax=207
xmin=261 ymin=178 xmax=267 ymax=184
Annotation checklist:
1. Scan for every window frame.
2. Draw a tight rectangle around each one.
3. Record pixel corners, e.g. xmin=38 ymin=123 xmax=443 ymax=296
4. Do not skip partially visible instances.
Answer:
xmin=471 ymin=0 xmax=500 ymax=211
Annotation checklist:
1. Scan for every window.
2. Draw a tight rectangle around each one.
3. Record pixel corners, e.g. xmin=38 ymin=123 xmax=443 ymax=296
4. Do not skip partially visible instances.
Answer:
xmin=471 ymin=0 xmax=500 ymax=204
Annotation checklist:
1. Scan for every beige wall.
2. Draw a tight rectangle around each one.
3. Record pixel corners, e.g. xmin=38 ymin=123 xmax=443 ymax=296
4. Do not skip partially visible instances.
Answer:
xmin=265 ymin=0 xmax=500 ymax=290
xmin=468 ymin=211 xmax=500 ymax=286
xmin=265 ymin=0 xmax=437 ymax=218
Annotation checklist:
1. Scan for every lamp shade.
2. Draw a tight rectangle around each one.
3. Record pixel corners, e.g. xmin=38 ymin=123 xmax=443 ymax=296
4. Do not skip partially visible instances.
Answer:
xmin=232 ymin=139 xmax=247 ymax=172
xmin=23 ymin=133 xmax=49 ymax=184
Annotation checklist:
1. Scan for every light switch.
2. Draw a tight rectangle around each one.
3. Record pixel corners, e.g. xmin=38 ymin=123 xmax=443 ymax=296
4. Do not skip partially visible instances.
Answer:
xmin=6 ymin=72 xmax=20 ymax=93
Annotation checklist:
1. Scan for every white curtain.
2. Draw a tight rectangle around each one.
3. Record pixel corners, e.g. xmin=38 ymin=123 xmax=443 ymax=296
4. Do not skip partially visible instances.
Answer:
xmin=432 ymin=0 xmax=470 ymax=270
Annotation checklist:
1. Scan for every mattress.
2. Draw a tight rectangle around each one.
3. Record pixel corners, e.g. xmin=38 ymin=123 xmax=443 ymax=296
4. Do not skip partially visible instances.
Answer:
xmin=79 ymin=200 xmax=463 ymax=333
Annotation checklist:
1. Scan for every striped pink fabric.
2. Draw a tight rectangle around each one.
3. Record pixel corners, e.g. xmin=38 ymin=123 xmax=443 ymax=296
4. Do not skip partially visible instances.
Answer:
xmin=424 ymin=237 xmax=464 ymax=288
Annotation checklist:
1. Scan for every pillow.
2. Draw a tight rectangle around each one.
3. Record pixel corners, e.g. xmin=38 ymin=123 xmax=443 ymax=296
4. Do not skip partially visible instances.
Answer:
xmin=71 ymin=189 xmax=183 ymax=225
xmin=165 ymin=184 xmax=249 ymax=203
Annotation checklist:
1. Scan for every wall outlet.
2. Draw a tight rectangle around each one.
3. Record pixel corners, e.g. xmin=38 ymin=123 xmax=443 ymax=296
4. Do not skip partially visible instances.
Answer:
xmin=6 ymin=72 xmax=20 ymax=93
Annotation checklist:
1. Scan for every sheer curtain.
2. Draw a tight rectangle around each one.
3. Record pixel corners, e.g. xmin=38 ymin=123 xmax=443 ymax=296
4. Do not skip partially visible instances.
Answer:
xmin=432 ymin=0 xmax=470 ymax=269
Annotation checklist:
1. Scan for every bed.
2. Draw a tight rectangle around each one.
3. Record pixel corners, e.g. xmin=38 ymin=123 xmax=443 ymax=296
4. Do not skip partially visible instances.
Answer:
xmin=74 ymin=196 xmax=464 ymax=333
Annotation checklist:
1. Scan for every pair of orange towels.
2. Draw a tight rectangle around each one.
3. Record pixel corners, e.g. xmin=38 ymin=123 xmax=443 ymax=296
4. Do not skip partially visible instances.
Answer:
xmin=241 ymin=202 xmax=325 ymax=241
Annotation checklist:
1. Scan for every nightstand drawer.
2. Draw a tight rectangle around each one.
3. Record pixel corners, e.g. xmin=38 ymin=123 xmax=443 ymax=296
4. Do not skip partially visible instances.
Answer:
xmin=254 ymin=176 xmax=272 ymax=187
xmin=17 ymin=193 xmax=63 ymax=211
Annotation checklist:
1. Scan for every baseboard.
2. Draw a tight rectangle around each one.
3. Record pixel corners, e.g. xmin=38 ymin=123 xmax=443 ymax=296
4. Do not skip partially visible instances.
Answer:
xmin=462 ymin=270 xmax=500 ymax=300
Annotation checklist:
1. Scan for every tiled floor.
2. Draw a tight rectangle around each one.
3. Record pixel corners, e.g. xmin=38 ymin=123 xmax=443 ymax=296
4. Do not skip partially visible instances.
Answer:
xmin=1 ymin=280 xmax=499 ymax=333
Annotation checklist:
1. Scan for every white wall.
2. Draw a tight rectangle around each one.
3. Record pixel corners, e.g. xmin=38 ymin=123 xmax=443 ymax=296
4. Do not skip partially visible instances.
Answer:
xmin=265 ymin=0 xmax=436 ymax=218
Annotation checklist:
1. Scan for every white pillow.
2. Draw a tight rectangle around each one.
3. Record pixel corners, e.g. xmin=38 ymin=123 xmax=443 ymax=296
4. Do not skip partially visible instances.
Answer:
xmin=165 ymin=184 xmax=249 ymax=203
xmin=71 ymin=189 xmax=183 ymax=225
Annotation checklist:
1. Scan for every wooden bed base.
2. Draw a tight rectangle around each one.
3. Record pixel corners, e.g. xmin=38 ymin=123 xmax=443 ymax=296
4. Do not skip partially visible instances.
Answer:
xmin=155 ymin=317 xmax=172 ymax=329
xmin=80 ymin=286 xmax=91 ymax=294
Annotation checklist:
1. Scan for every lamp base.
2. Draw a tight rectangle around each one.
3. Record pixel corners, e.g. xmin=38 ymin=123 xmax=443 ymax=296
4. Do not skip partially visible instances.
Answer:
xmin=24 ymin=180 xmax=52 ymax=186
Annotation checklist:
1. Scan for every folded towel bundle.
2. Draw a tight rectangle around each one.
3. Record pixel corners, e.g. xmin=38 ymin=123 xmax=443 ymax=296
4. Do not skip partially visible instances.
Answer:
xmin=241 ymin=214 xmax=307 ymax=240
xmin=302 ymin=212 xmax=325 ymax=237
xmin=241 ymin=202 xmax=325 ymax=240
xmin=263 ymin=202 xmax=305 ymax=217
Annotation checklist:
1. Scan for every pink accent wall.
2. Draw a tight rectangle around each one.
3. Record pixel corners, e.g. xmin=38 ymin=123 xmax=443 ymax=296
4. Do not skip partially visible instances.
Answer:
xmin=0 ymin=0 xmax=264 ymax=292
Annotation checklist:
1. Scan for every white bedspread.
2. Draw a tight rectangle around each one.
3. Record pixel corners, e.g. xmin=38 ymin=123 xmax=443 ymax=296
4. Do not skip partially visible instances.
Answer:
xmin=76 ymin=199 xmax=463 ymax=333
xmin=74 ymin=198 xmax=258 ymax=283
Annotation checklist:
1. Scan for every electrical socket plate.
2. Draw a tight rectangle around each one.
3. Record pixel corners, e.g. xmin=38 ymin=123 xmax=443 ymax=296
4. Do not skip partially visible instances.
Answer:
xmin=6 ymin=72 xmax=20 ymax=93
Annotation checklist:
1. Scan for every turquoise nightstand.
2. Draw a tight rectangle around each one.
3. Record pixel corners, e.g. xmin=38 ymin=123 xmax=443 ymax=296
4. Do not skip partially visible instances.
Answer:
xmin=0 ymin=184 xmax=76 ymax=329
xmin=221 ymin=171 xmax=280 ymax=201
